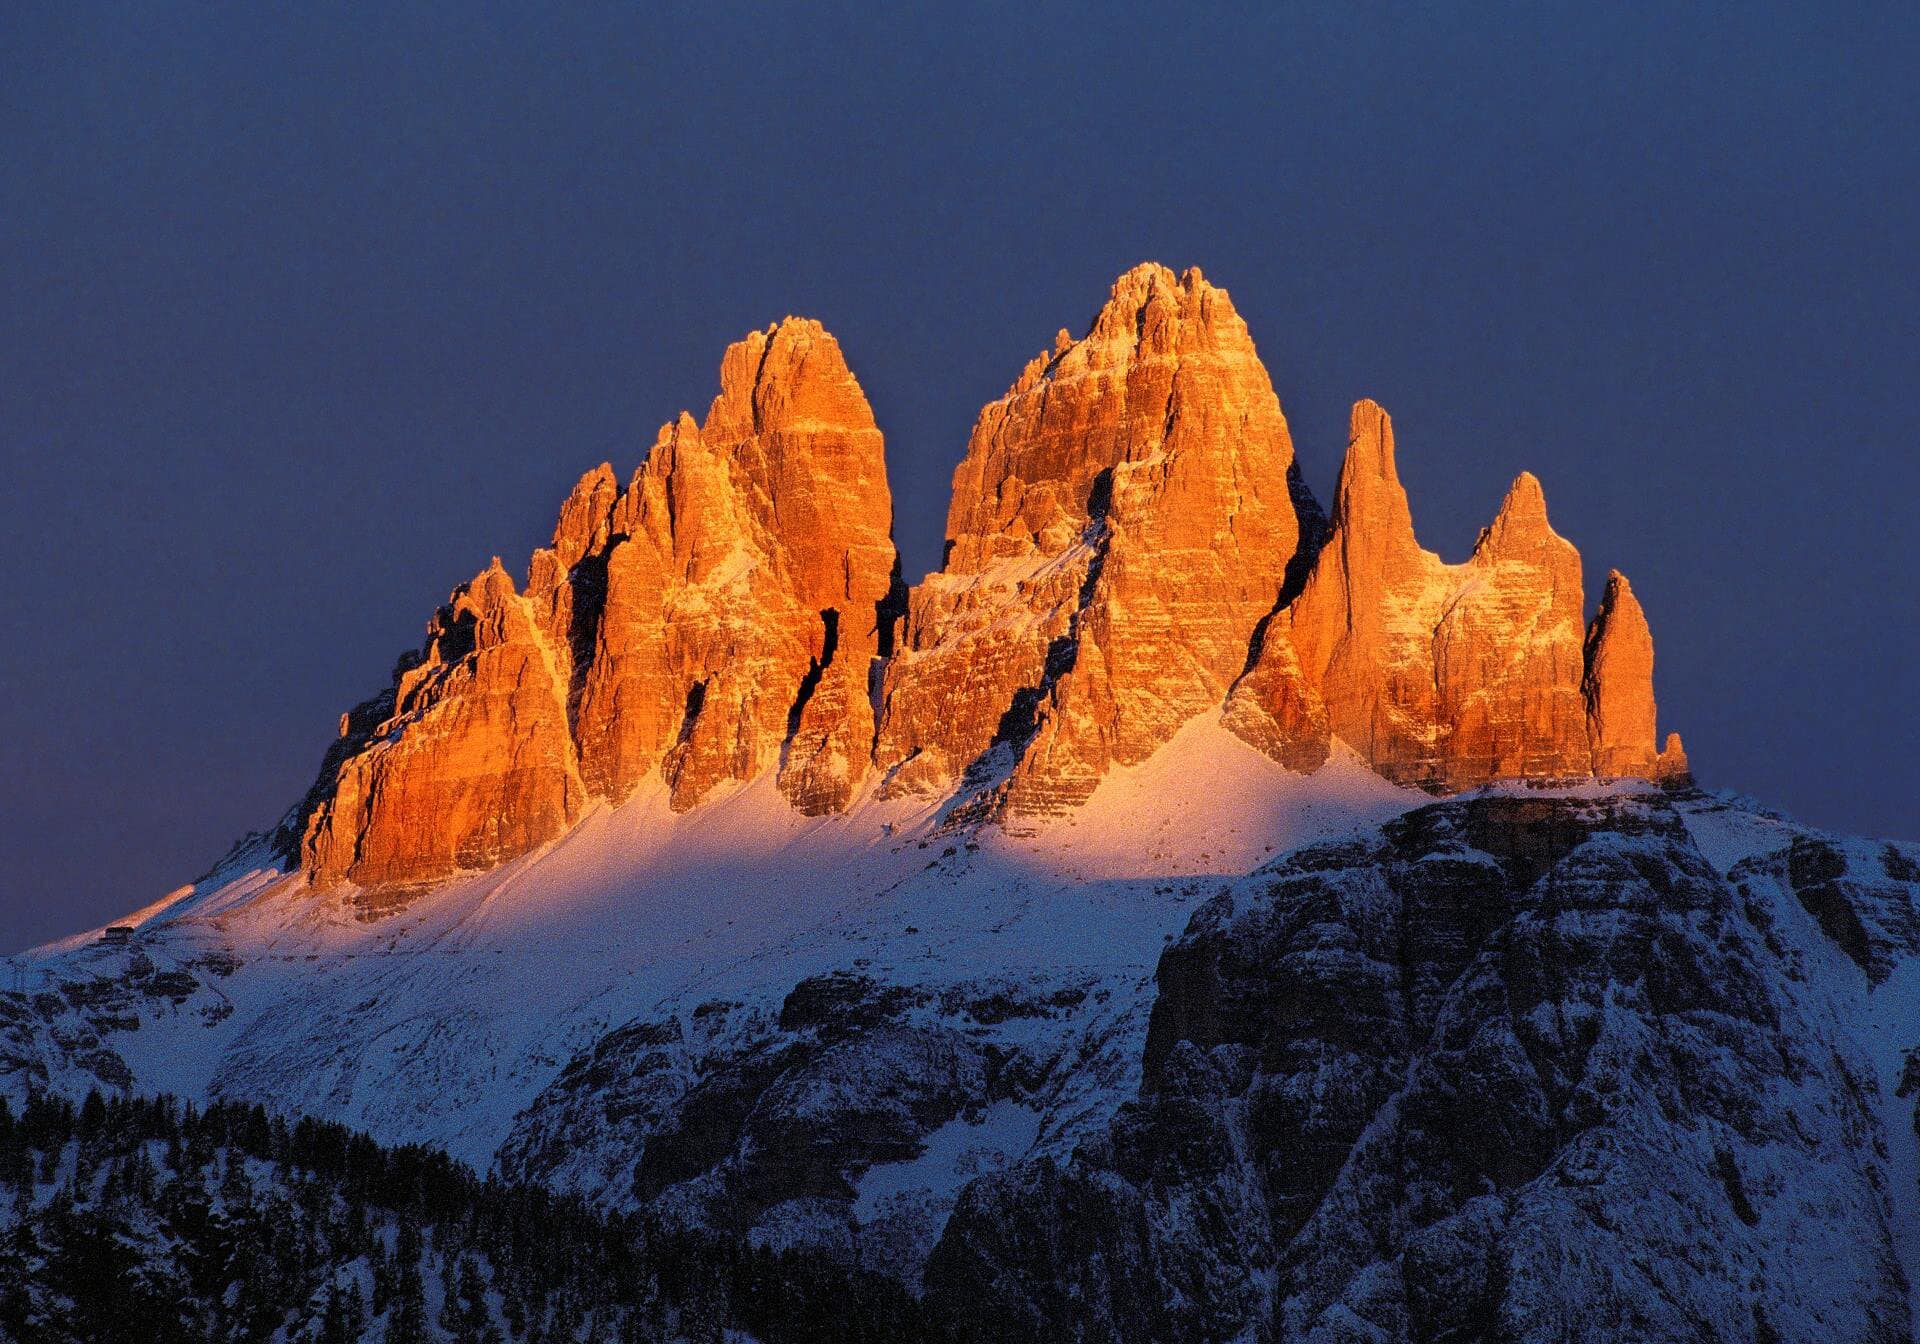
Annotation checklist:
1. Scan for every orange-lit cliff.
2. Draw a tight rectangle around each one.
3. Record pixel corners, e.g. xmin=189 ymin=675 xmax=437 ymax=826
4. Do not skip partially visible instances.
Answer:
xmin=286 ymin=263 xmax=1686 ymax=893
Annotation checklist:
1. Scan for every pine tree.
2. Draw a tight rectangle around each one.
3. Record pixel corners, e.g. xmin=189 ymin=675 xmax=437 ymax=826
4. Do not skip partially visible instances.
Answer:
xmin=218 ymin=1148 xmax=253 ymax=1209
xmin=343 ymin=1280 xmax=368 ymax=1342
xmin=387 ymin=1214 xmax=430 ymax=1344
xmin=0 ymin=1089 xmax=914 ymax=1344
xmin=371 ymin=1231 xmax=396 ymax=1315
xmin=0 ymin=1219 xmax=38 ymax=1339
xmin=318 ymin=1278 xmax=352 ymax=1344
xmin=389 ymin=1257 xmax=429 ymax=1344
xmin=77 ymin=1089 xmax=106 ymax=1142
xmin=441 ymin=1250 xmax=491 ymax=1343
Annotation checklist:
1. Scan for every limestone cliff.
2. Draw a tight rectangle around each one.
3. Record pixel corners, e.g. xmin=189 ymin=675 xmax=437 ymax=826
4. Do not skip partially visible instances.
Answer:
xmin=1226 ymin=400 xmax=1666 ymax=790
xmin=874 ymin=263 xmax=1308 ymax=811
xmin=299 ymin=560 xmax=584 ymax=895
xmin=292 ymin=318 xmax=897 ymax=893
xmin=550 ymin=316 xmax=897 ymax=816
xmin=288 ymin=262 xmax=1686 ymax=896
xmin=1583 ymin=570 xmax=1688 ymax=780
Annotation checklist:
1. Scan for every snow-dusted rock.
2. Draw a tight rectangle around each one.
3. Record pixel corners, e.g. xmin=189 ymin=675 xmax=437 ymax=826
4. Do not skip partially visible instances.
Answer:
xmin=4 ymin=736 xmax=1919 ymax=1340
xmin=281 ymin=263 xmax=1697 ymax=901
xmin=921 ymin=791 xmax=1920 ymax=1342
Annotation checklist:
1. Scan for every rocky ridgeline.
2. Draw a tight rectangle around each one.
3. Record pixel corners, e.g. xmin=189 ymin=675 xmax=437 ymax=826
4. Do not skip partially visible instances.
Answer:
xmin=286 ymin=263 xmax=1687 ymax=892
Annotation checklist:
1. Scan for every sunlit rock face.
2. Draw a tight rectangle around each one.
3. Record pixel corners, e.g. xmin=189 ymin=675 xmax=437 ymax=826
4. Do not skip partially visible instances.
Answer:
xmin=874 ymin=263 xmax=1307 ymax=812
xmin=1227 ymin=400 xmax=1658 ymax=790
xmin=1582 ymin=569 xmax=1689 ymax=781
xmin=550 ymin=318 xmax=899 ymax=816
xmin=292 ymin=318 xmax=898 ymax=893
xmin=289 ymin=261 xmax=1689 ymax=894
xmin=299 ymin=560 xmax=585 ymax=893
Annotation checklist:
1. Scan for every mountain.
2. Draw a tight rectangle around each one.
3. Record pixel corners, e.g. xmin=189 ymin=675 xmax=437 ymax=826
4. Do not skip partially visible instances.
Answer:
xmin=0 ymin=1091 xmax=954 ymax=1343
xmin=277 ymin=262 xmax=1682 ymax=901
xmin=3 ymin=263 xmax=1914 ymax=1343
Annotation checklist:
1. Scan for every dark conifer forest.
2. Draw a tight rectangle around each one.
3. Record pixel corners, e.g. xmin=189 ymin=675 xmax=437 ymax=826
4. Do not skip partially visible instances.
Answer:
xmin=0 ymin=1091 xmax=953 ymax=1343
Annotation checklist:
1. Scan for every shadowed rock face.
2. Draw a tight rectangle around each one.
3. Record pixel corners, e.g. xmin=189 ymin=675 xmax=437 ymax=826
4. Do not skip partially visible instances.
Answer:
xmin=497 ymin=973 xmax=1017 ymax=1278
xmin=287 ymin=262 xmax=1686 ymax=895
xmin=464 ymin=792 xmax=1920 ymax=1342
xmin=918 ymin=795 xmax=1915 ymax=1344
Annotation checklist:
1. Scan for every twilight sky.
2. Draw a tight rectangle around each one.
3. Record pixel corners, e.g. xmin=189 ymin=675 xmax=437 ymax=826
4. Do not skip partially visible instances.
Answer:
xmin=2 ymin=4 xmax=1916 ymax=952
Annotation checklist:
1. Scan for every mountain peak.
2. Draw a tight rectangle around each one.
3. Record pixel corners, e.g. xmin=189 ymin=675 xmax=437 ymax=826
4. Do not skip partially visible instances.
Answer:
xmin=1326 ymin=398 xmax=1421 ymax=562
xmin=878 ymin=261 xmax=1301 ymax=811
xmin=1489 ymin=469 xmax=1549 ymax=533
xmin=1230 ymin=398 xmax=1629 ymax=789
xmin=1583 ymin=569 xmax=1668 ymax=777
xmin=284 ymin=265 xmax=1684 ymax=894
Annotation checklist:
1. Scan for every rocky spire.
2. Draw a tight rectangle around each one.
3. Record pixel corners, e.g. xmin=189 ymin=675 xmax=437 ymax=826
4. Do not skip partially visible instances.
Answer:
xmin=287 ymin=264 xmax=1689 ymax=898
xmin=561 ymin=317 xmax=898 ymax=814
xmin=874 ymin=262 xmax=1306 ymax=811
xmin=1432 ymin=471 xmax=1590 ymax=787
xmin=1582 ymin=570 xmax=1662 ymax=778
xmin=300 ymin=558 xmax=584 ymax=896
xmin=1225 ymin=401 xmax=1449 ymax=781
xmin=1656 ymin=731 xmax=1691 ymax=782
xmin=293 ymin=317 xmax=897 ymax=896
xmin=1230 ymin=403 xmax=1601 ymax=789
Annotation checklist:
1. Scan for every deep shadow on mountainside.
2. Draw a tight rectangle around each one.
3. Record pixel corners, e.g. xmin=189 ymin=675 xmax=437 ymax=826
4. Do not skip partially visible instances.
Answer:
xmin=486 ymin=789 xmax=1920 ymax=1343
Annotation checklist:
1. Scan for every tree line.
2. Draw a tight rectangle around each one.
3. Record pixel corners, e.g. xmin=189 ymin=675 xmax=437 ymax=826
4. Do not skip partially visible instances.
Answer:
xmin=0 ymin=1090 xmax=958 ymax=1343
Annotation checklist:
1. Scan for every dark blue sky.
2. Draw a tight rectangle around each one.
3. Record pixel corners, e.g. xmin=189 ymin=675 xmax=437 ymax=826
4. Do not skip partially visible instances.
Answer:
xmin=3 ymin=4 xmax=1916 ymax=951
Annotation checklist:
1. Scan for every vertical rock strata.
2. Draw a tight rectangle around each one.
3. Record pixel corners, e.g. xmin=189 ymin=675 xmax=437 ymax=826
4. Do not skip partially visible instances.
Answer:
xmin=1226 ymin=401 xmax=1654 ymax=790
xmin=873 ymin=263 xmax=1306 ymax=811
xmin=290 ymin=263 xmax=1686 ymax=894
xmin=294 ymin=318 xmax=897 ymax=892
xmin=1583 ymin=570 xmax=1689 ymax=781
xmin=551 ymin=319 xmax=898 ymax=816
xmin=300 ymin=560 xmax=585 ymax=891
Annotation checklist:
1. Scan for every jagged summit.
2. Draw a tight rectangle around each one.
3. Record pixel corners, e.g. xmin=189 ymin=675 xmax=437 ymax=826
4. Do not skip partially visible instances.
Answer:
xmin=877 ymin=258 xmax=1305 ymax=813
xmin=289 ymin=316 xmax=898 ymax=893
xmin=1585 ymin=569 xmax=1690 ymax=781
xmin=1228 ymin=398 xmax=1627 ymax=790
xmin=283 ymin=264 xmax=1683 ymax=894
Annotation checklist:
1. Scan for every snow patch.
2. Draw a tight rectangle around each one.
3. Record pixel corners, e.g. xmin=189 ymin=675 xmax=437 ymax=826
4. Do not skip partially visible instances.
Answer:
xmin=853 ymin=1101 xmax=1043 ymax=1224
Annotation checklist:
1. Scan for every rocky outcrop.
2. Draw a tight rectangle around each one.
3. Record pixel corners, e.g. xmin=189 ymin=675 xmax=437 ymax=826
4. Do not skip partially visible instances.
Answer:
xmin=874 ymin=263 xmax=1308 ymax=811
xmin=291 ymin=318 xmax=898 ymax=892
xmin=920 ymin=795 xmax=1914 ymax=1343
xmin=1583 ymin=570 xmax=1690 ymax=781
xmin=1583 ymin=569 xmax=1659 ymax=776
xmin=1228 ymin=400 xmax=1659 ymax=790
xmin=556 ymin=318 xmax=898 ymax=815
xmin=1656 ymin=730 xmax=1690 ymax=780
xmin=472 ymin=794 xmax=1920 ymax=1342
xmin=499 ymin=973 xmax=1028 ymax=1276
xmin=299 ymin=560 xmax=585 ymax=893
xmin=290 ymin=263 xmax=1690 ymax=894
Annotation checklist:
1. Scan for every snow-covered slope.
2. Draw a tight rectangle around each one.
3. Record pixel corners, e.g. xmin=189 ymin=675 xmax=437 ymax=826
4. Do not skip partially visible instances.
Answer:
xmin=4 ymin=717 xmax=1918 ymax=1342
xmin=0 ymin=718 xmax=1411 ymax=1166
